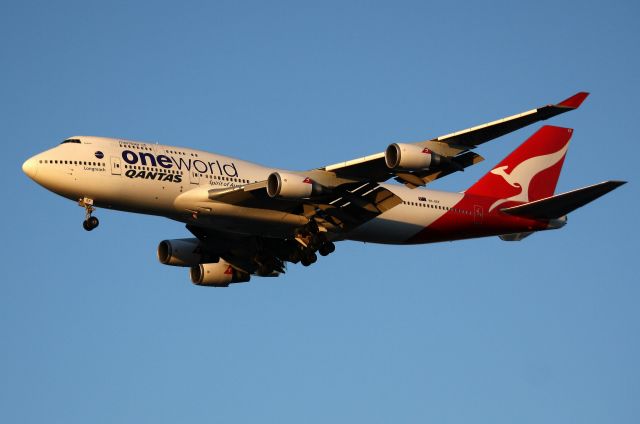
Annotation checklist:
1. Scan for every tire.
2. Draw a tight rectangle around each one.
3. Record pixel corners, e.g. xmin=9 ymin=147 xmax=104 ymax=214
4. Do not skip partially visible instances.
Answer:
xmin=319 ymin=242 xmax=335 ymax=256
xmin=87 ymin=216 xmax=99 ymax=229
xmin=307 ymin=251 xmax=317 ymax=264
xmin=257 ymin=264 xmax=271 ymax=276
xmin=288 ymin=250 xmax=301 ymax=263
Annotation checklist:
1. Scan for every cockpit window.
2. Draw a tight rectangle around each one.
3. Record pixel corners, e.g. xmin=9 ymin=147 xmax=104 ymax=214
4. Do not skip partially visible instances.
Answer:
xmin=60 ymin=138 xmax=81 ymax=144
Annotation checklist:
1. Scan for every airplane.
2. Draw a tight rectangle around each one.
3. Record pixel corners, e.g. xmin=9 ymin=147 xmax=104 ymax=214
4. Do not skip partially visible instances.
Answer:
xmin=22 ymin=92 xmax=626 ymax=287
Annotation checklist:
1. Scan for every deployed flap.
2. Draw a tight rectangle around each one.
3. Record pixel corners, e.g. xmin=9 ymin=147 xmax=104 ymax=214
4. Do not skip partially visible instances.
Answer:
xmin=207 ymin=181 xmax=271 ymax=206
xmin=501 ymin=180 xmax=626 ymax=220
xmin=321 ymin=92 xmax=589 ymax=183
xmin=308 ymin=181 xmax=403 ymax=231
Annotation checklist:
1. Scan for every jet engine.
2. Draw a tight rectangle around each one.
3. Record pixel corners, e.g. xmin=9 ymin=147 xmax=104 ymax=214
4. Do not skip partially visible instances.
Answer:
xmin=157 ymin=238 xmax=217 ymax=267
xmin=385 ymin=143 xmax=443 ymax=171
xmin=190 ymin=260 xmax=251 ymax=287
xmin=266 ymin=171 xmax=327 ymax=199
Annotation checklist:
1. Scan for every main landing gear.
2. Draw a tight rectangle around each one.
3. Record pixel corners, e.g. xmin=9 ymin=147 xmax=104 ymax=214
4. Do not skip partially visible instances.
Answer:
xmin=295 ymin=221 xmax=336 ymax=267
xmin=79 ymin=197 xmax=99 ymax=231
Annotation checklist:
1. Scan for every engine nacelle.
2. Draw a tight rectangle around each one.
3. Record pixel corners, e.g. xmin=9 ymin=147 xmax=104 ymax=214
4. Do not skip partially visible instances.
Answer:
xmin=385 ymin=143 xmax=442 ymax=171
xmin=266 ymin=171 xmax=327 ymax=199
xmin=158 ymin=238 xmax=216 ymax=267
xmin=190 ymin=261 xmax=251 ymax=287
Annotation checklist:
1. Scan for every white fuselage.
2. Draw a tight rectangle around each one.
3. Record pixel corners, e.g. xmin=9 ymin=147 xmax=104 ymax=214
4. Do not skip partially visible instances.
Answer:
xmin=23 ymin=136 xmax=468 ymax=244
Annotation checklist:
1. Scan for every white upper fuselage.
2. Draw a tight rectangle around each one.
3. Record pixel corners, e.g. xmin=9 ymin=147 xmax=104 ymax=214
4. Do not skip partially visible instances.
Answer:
xmin=23 ymin=136 xmax=473 ymax=244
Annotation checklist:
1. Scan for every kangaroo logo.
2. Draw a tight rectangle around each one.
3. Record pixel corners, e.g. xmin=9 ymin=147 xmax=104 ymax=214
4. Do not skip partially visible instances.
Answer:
xmin=488 ymin=142 xmax=569 ymax=212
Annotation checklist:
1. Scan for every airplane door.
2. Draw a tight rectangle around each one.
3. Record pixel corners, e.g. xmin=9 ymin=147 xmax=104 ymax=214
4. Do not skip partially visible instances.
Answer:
xmin=110 ymin=157 xmax=122 ymax=175
xmin=474 ymin=205 xmax=483 ymax=224
xmin=189 ymin=170 xmax=199 ymax=185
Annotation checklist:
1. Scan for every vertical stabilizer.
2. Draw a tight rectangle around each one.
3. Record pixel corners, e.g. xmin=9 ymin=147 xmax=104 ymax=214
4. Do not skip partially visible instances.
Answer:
xmin=466 ymin=125 xmax=573 ymax=212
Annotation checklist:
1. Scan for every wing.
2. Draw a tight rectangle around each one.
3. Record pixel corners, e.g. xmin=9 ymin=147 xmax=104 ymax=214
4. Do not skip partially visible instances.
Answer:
xmin=321 ymin=92 xmax=589 ymax=187
xmin=174 ymin=92 xmax=589 ymax=277
xmin=183 ymin=177 xmax=403 ymax=277
xmin=175 ymin=178 xmax=402 ymax=238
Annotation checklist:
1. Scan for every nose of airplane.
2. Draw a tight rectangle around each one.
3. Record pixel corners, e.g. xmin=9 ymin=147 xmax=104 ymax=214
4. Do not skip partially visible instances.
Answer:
xmin=22 ymin=156 xmax=38 ymax=179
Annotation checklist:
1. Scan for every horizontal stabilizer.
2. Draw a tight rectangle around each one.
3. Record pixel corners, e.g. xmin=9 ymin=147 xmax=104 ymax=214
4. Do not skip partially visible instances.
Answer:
xmin=501 ymin=180 xmax=626 ymax=220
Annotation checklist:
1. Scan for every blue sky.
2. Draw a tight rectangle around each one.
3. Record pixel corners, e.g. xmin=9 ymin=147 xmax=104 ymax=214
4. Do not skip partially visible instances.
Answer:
xmin=1 ymin=1 xmax=638 ymax=422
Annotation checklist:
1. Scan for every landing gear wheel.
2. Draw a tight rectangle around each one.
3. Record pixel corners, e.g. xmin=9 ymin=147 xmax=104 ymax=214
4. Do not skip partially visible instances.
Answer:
xmin=308 ymin=232 xmax=328 ymax=252
xmin=306 ymin=251 xmax=317 ymax=264
xmin=288 ymin=249 xmax=301 ymax=263
xmin=257 ymin=264 xmax=272 ymax=276
xmin=83 ymin=216 xmax=99 ymax=231
xmin=87 ymin=216 xmax=99 ymax=229
xmin=318 ymin=241 xmax=335 ymax=256
xmin=300 ymin=250 xmax=317 ymax=267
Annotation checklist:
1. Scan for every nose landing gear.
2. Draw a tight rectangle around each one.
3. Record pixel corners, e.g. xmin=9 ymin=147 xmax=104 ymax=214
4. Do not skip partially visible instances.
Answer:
xmin=79 ymin=197 xmax=99 ymax=231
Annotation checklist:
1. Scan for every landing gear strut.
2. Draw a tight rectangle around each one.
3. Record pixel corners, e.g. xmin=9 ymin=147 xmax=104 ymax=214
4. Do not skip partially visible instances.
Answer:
xmin=79 ymin=197 xmax=99 ymax=231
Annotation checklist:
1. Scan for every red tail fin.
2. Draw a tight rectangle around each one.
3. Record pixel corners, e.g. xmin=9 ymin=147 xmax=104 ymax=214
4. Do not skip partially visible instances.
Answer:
xmin=466 ymin=125 xmax=573 ymax=211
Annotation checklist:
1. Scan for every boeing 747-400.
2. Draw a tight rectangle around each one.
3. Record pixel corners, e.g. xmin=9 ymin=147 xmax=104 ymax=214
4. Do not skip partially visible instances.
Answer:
xmin=23 ymin=92 xmax=625 ymax=286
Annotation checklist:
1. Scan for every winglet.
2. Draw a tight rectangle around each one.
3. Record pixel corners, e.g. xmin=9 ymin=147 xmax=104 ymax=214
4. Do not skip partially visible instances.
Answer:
xmin=558 ymin=92 xmax=589 ymax=109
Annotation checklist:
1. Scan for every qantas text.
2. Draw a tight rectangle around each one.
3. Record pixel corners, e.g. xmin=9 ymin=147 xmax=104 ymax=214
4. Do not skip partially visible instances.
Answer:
xmin=125 ymin=169 xmax=182 ymax=182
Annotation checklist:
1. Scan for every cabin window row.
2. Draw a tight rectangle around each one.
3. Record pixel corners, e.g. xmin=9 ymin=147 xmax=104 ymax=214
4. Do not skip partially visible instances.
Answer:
xmin=402 ymin=200 xmax=472 ymax=215
xmin=118 ymin=144 xmax=200 ymax=158
xmin=165 ymin=150 xmax=199 ymax=158
xmin=40 ymin=159 xmax=105 ymax=167
xmin=195 ymin=173 xmax=253 ymax=184
xmin=119 ymin=143 xmax=153 ymax=152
